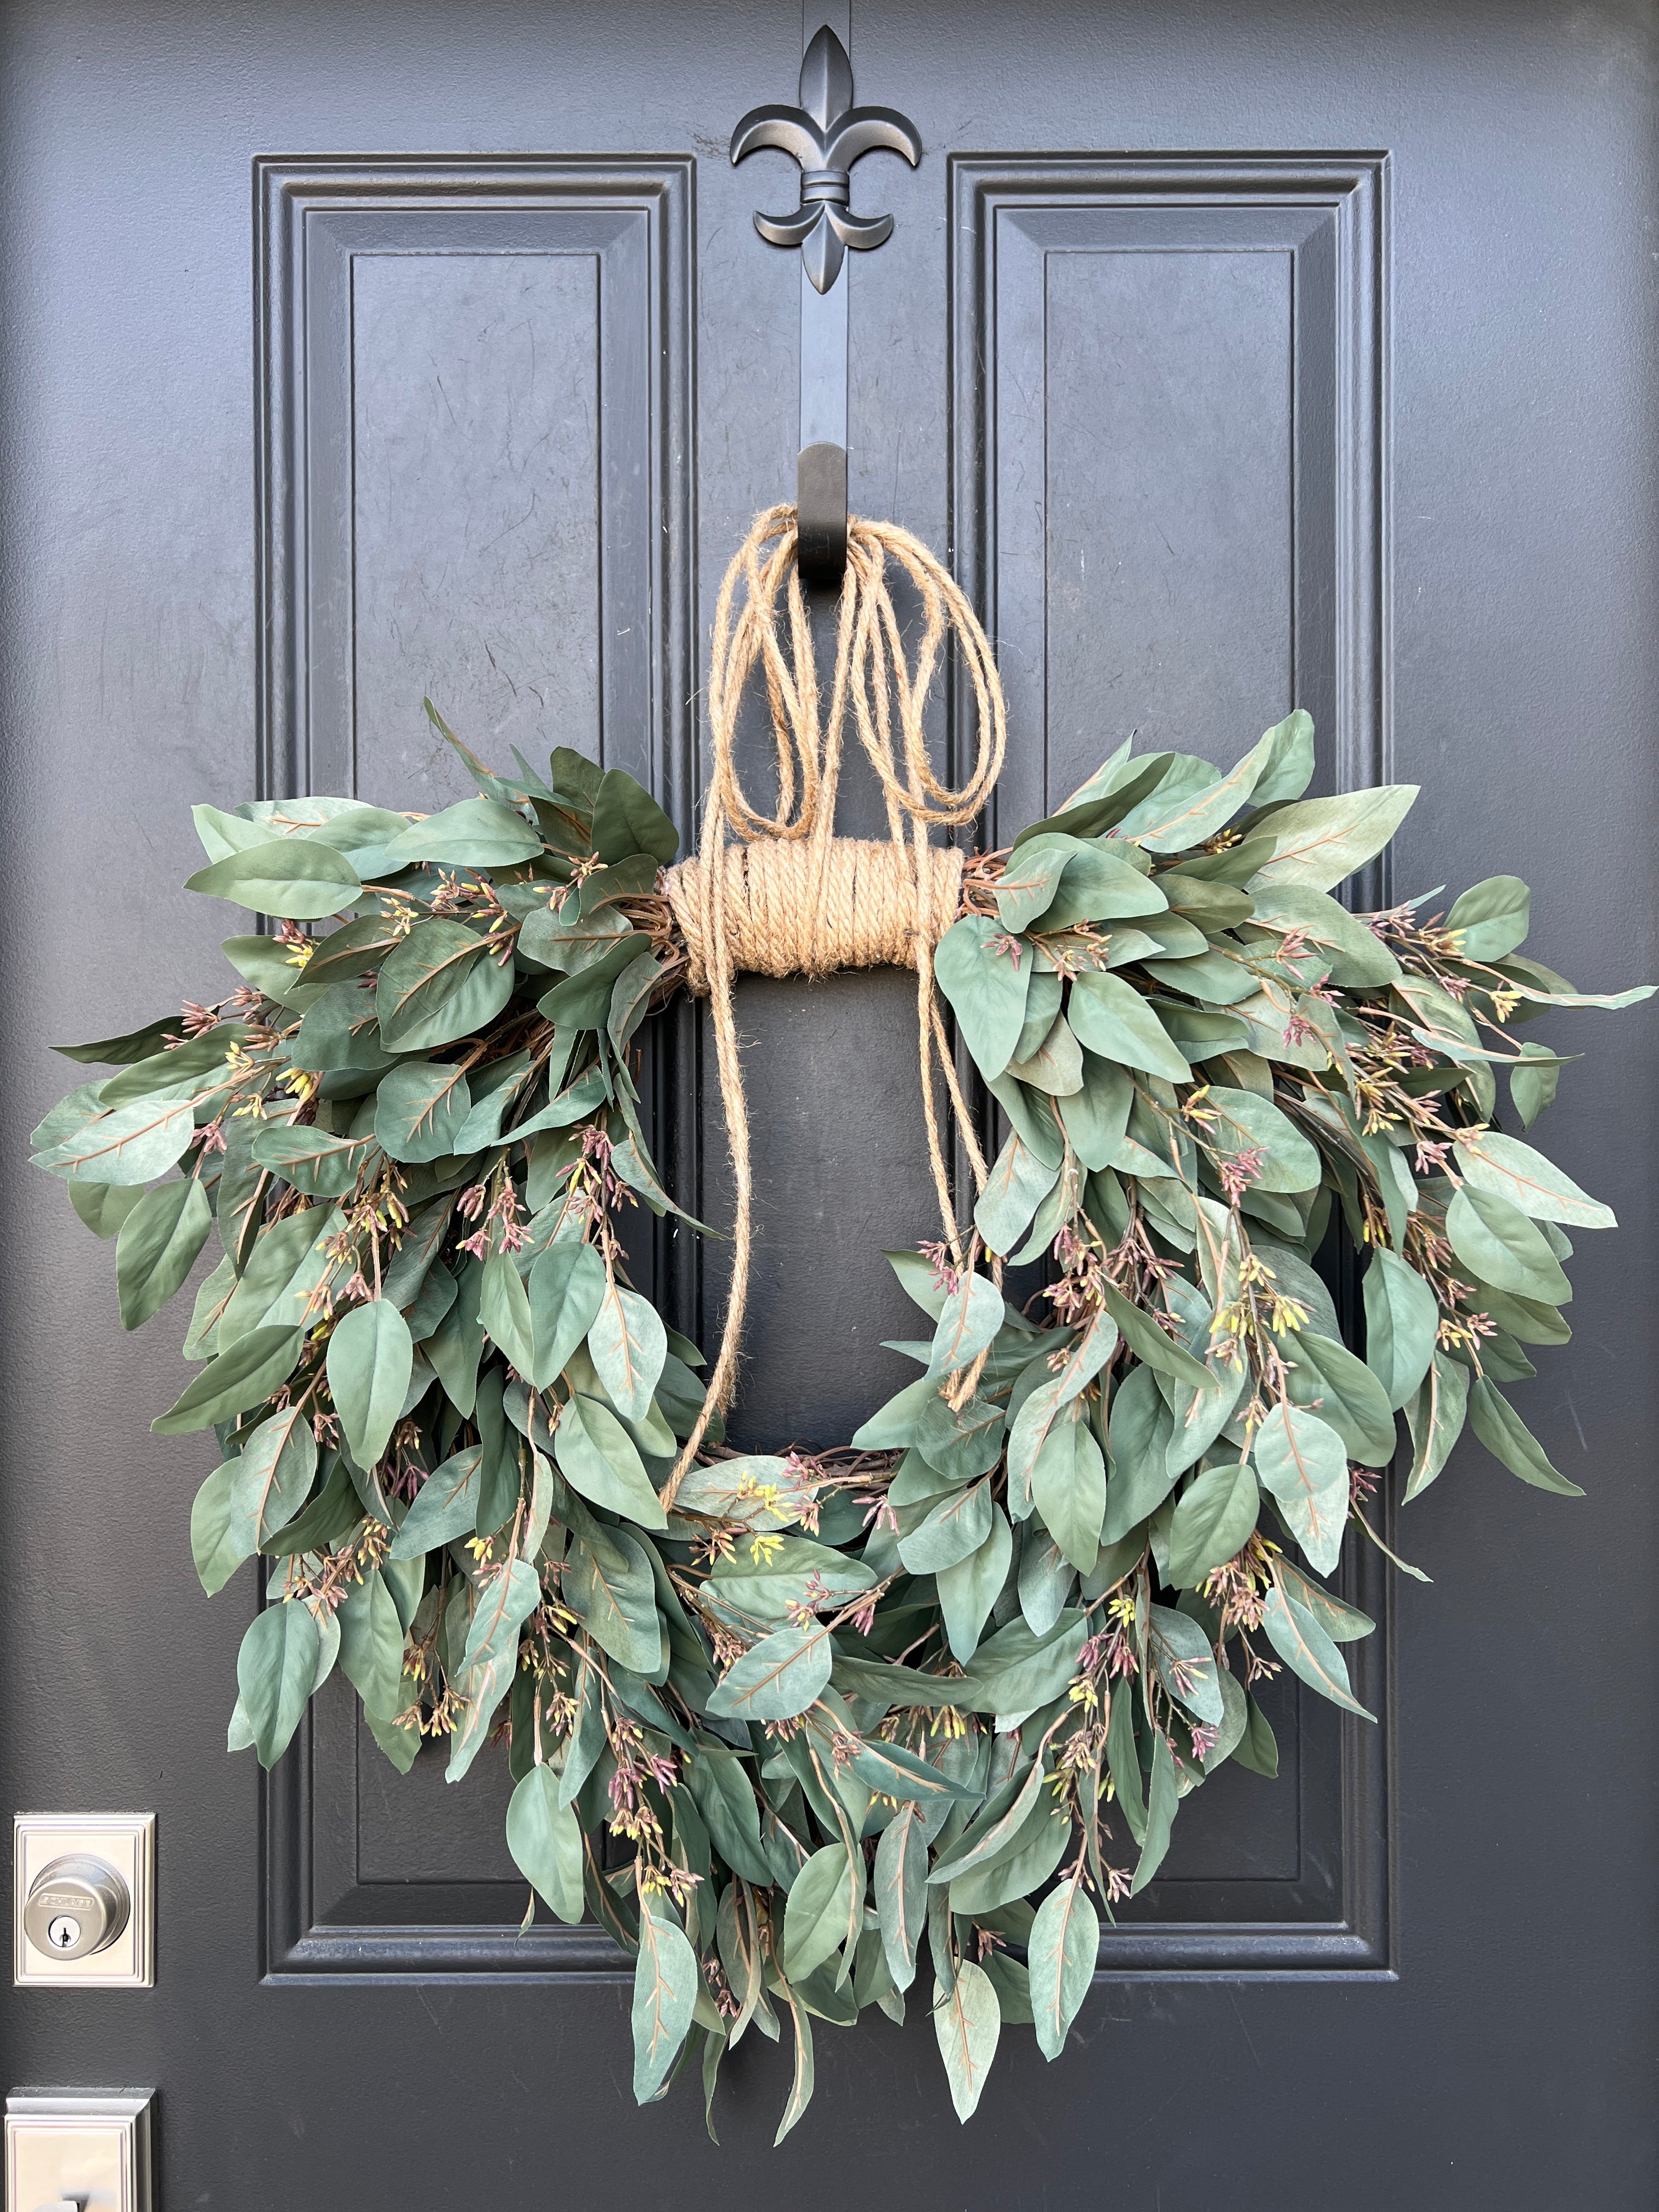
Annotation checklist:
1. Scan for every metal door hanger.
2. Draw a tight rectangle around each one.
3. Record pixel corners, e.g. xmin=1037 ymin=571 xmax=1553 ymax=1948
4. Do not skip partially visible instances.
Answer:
xmin=731 ymin=14 xmax=921 ymax=588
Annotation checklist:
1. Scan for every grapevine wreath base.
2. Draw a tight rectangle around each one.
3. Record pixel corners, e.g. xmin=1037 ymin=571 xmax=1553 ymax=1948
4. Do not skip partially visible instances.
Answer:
xmin=34 ymin=509 xmax=1650 ymax=2135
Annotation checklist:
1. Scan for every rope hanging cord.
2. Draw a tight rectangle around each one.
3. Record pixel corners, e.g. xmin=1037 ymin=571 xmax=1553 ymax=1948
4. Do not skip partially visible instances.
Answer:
xmin=661 ymin=505 xmax=1009 ymax=1497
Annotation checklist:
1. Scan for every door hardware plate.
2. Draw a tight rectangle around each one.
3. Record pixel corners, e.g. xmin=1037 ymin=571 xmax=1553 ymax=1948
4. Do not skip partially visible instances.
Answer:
xmin=12 ymin=1819 xmax=153 ymax=1990
xmin=4 ymin=2091 xmax=152 ymax=2212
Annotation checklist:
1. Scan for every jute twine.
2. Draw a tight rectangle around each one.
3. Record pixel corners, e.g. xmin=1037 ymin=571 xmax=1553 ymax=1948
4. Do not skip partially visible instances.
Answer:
xmin=661 ymin=506 xmax=1009 ymax=1500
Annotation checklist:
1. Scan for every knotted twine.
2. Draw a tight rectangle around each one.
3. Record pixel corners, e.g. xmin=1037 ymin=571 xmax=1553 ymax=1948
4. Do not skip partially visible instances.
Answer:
xmin=661 ymin=505 xmax=1008 ymax=1500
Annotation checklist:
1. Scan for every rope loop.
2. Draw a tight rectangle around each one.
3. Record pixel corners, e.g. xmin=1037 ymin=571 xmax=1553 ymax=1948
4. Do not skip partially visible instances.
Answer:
xmin=663 ymin=507 xmax=1008 ymax=1497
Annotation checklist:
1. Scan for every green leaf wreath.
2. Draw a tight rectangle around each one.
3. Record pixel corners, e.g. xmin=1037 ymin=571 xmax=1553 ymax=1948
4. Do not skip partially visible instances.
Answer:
xmin=34 ymin=698 xmax=1649 ymax=2135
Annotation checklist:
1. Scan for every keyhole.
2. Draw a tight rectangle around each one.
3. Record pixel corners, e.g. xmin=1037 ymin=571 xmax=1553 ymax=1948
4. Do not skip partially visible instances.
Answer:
xmin=47 ymin=1914 xmax=81 ymax=1950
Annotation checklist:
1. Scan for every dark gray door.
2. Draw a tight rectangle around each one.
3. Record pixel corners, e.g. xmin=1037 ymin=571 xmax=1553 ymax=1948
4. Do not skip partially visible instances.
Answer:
xmin=3 ymin=2 xmax=1654 ymax=2202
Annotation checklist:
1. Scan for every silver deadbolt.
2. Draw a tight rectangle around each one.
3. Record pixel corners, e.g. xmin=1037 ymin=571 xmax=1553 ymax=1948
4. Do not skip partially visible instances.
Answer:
xmin=22 ymin=1857 xmax=130 ymax=1963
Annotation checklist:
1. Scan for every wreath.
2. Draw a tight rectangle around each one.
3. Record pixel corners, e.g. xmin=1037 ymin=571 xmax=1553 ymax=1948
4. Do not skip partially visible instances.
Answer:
xmin=33 ymin=510 xmax=1650 ymax=2137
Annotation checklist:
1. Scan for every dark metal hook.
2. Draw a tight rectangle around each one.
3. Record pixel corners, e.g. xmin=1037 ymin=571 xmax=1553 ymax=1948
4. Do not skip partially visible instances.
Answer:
xmin=731 ymin=25 xmax=920 ymax=588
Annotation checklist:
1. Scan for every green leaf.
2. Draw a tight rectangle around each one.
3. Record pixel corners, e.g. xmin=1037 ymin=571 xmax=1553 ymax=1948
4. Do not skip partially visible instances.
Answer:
xmin=98 ymin=1025 xmax=249 ymax=1109
xmin=591 ymin=769 xmax=680 ymax=865
xmin=927 ymin=1272 xmax=1006 ymax=1378
xmin=236 ymin=1600 xmax=320 ymax=1766
xmin=831 ymin=1621 xmax=1084 ymax=1718
xmin=876 ymin=1801 xmax=928 ymax=1991
xmin=298 ymin=911 xmax=403 ymax=994
xmin=449 ymin=1558 xmax=543 ymax=1781
xmin=249 ymin=1122 xmax=372 ymax=1198
xmin=1468 ymin=1377 xmax=1584 ymax=1494
xmin=1403 ymin=1352 xmax=1470 ymax=1502
xmin=506 ymin=1765 xmax=585 ymax=1923
xmin=588 ymin=1276 xmax=668 ymax=1420
xmin=783 ymin=1843 xmax=856 ymax=1984
xmin=185 ymin=838 xmax=362 ymax=919
xmin=1002 ymin=838 xmax=1167 ymax=932
xmin=1056 ymin=1052 xmax=1133 ymax=1170
xmin=228 ymin=1406 xmax=319 ymax=1553
xmin=1244 ymin=883 xmax=1401 ymax=986
xmin=191 ymin=1462 xmax=252 ymax=1594
xmin=151 ymin=1323 xmax=304 ymax=1434
xmin=707 ymin=1621 xmax=833 ymax=1723
xmin=34 ymin=1096 xmax=196 ymax=1186
xmin=843 ymin=1733 xmax=980 ymax=1809
xmin=535 ymin=937 xmax=651 ymax=1030
xmin=1446 ymin=1184 xmax=1571 ymax=1305
xmin=68 ymin=1179 xmax=145 ymax=1240
xmin=259 ymin=1453 xmax=359 ymax=1556
xmin=936 ymin=1507 xmax=1014 ymax=1662
xmin=707 ymin=1533 xmax=875 ymax=1623
xmin=478 ymin=1249 xmax=535 ymax=1375
xmin=337 ymin=1568 xmax=408 ymax=1722
xmin=916 ymin=1392 xmax=1008 ymax=1487
xmin=898 ymin=1476 xmax=994 ymax=1575
xmin=1068 ymin=970 xmax=1191 ymax=1081
xmin=931 ymin=1759 xmax=1048 ymax=1886
xmin=973 ymin=1130 xmax=1061 ymax=1257
xmin=632 ymin=1893 xmax=699 ymax=2104
xmin=525 ymin=1240 xmax=606 ymax=1387
xmin=1166 ymin=1460 xmax=1259 ymax=1586
xmin=1252 ymin=1401 xmax=1348 ymax=1575
xmin=377 ymin=797 xmax=542 ymax=870
xmin=387 ymin=1446 xmax=482 ymax=1556
xmin=563 ymin=1530 xmax=663 ymax=1674
xmin=1510 ymin=1042 xmax=1565 ymax=1130
xmin=555 ymin=1393 xmax=666 ymax=1528
xmin=1135 ymin=716 xmax=1303 ymax=851
xmin=1028 ymin=1872 xmax=1098 ymax=2061
xmin=425 ymin=1259 xmax=486 ymax=1413
xmin=1276 ymin=1559 xmax=1375 ymax=1644
xmin=289 ymin=981 xmax=396 ymax=1075
xmin=1101 ymin=1371 xmax=1178 ymax=1543
xmin=933 ymin=1959 xmax=1001 ymax=2123
xmin=326 ymin=1300 xmax=413 ymax=1472
xmin=1362 ymin=1247 xmax=1440 ymax=1410
xmin=1261 ymin=1582 xmax=1374 ymax=1718
xmin=220 ymin=932 xmax=324 ymax=1010
xmin=1446 ymin=875 xmax=1530 ymax=961
xmin=1282 ymin=1330 xmax=1398 ymax=1466
xmin=1031 ymin=1413 xmax=1107 ymax=1572
xmin=1248 ymin=785 xmax=1419 ymax=891
xmin=115 ymin=1177 xmax=212 ymax=1329
xmin=52 ymin=1015 xmax=177 ymax=1066
xmin=1148 ymin=1602 xmax=1224 ymax=1725
xmin=374 ymin=1060 xmax=474 ymax=1164
xmin=1194 ymin=1085 xmax=1320 ymax=1193
xmin=219 ymin=1206 xmax=341 ymax=1348
xmin=772 ymin=1979 xmax=816 ymax=2145
xmin=686 ymin=1748 xmax=772 ymax=1887
xmin=1130 ymin=1729 xmax=1180 ymax=1892
xmin=933 ymin=916 xmax=1033 ymax=1080
xmin=1097 ymin=1284 xmax=1214 ymax=1390
xmin=377 ymin=919 xmax=514 ymax=1051
xmin=1455 ymin=1130 xmax=1615 ymax=1230
xmin=1248 ymin=708 xmax=1317 ymax=805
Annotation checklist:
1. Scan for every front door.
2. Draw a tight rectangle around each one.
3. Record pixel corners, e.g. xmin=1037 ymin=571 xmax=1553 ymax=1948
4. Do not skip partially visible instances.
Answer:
xmin=4 ymin=2 xmax=1654 ymax=2202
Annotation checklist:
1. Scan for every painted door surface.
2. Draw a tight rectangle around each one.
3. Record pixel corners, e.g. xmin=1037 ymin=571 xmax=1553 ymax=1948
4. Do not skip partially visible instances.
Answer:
xmin=2 ymin=2 xmax=1654 ymax=2202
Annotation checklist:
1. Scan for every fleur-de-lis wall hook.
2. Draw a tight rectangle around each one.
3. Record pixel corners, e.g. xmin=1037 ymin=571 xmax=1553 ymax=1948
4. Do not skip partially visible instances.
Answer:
xmin=731 ymin=25 xmax=922 ymax=294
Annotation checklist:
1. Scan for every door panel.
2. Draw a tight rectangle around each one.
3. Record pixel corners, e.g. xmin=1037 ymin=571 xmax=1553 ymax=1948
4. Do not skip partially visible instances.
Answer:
xmin=2 ymin=2 xmax=1654 ymax=2203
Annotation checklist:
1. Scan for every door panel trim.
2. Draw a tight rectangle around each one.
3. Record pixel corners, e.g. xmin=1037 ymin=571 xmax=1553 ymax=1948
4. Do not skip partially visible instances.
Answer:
xmin=255 ymin=154 xmax=695 ymax=824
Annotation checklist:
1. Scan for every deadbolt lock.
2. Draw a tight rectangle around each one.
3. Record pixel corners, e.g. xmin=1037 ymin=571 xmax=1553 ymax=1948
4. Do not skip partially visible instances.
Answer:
xmin=13 ymin=1815 xmax=154 ymax=1987
xmin=23 ymin=1856 xmax=131 ymax=1962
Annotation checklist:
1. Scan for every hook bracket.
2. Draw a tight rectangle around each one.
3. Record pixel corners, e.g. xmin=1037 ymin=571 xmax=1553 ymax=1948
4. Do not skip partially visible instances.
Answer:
xmin=731 ymin=22 xmax=920 ymax=588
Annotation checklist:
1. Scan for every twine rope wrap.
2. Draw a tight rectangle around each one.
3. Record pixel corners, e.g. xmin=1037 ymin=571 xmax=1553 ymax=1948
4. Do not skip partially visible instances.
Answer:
xmin=661 ymin=506 xmax=1008 ymax=1498
xmin=663 ymin=836 xmax=966 ymax=991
